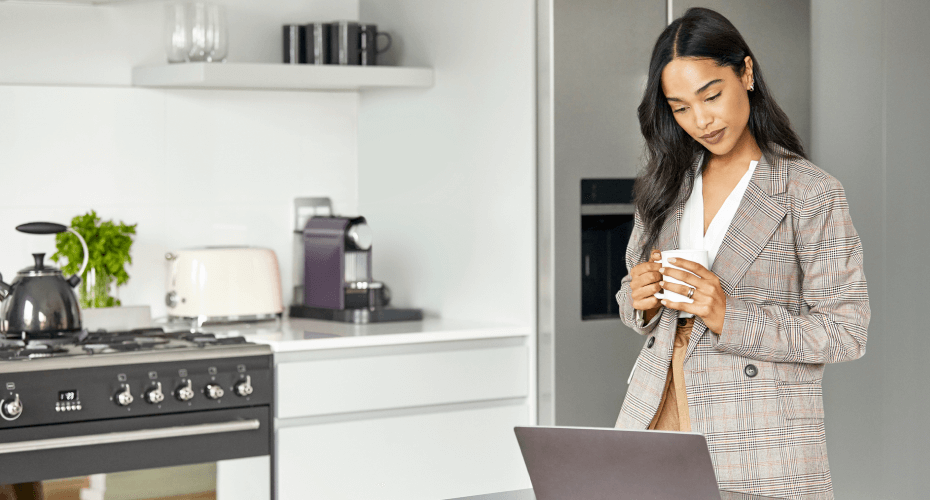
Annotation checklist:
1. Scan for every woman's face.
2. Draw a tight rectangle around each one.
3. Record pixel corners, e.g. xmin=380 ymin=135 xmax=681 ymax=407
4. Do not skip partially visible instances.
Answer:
xmin=661 ymin=56 xmax=754 ymax=157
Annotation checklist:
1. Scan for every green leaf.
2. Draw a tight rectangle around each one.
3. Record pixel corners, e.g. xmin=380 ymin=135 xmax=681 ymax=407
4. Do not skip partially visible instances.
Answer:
xmin=52 ymin=210 xmax=136 ymax=309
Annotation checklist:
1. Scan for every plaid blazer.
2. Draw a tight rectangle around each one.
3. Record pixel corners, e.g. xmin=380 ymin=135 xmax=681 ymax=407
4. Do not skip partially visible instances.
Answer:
xmin=614 ymin=145 xmax=869 ymax=499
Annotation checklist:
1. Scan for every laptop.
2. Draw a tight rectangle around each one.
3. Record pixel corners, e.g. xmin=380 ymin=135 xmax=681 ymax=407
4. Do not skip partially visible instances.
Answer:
xmin=514 ymin=426 xmax=721 ymax=500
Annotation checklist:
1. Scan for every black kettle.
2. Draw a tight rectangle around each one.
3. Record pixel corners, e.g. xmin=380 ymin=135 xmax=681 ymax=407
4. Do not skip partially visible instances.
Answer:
xmin=0 ymin=222 xmax=89 ymax=340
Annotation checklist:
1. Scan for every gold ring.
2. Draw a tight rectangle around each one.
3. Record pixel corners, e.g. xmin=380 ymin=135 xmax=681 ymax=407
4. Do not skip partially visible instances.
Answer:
xmin=687 ymin=288 xmax=695 ymax=299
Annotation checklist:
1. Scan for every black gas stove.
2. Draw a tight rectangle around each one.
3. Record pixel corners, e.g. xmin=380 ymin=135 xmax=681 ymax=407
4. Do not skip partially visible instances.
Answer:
xmin=0 ymin=327 xmax=273 ymax=491
xmin=0 ymin=327 xmax=253 ymax=360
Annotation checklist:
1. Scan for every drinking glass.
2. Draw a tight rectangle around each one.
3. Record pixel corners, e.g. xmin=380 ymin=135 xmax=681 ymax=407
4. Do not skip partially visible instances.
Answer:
xmin=206 ymin=4 xmax=228 ymax=62
xmin=188 ymin=2 xmax=210 ymax=62
xmin=165 ymin=2 xmax=191 ymax=63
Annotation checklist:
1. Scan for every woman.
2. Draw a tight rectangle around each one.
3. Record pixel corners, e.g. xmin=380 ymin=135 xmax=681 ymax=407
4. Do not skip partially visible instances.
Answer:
xmin=614 ymin=8 xmax=869 ymax=499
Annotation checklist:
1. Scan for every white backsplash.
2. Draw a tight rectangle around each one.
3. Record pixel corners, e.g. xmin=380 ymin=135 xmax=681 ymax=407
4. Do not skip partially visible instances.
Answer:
xmin=0 ymin=0 xmax=363 ymax=320
xmin=0 ymin=85 xmax=358 ymax=320
xmin=0 ymin=0 xmax=360 ymax=86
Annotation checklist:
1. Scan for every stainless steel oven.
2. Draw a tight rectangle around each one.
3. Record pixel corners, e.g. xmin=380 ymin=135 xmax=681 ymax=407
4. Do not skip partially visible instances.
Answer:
xmin=0 ymin=329 xmax=273 ymax=496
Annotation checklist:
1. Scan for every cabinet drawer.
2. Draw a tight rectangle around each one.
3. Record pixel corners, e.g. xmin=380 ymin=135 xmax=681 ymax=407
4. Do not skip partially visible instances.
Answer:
xmin=277 ymin=403 xmax=531 ymax=499
xmin=277 ymin=344 xmax=528 ymax=418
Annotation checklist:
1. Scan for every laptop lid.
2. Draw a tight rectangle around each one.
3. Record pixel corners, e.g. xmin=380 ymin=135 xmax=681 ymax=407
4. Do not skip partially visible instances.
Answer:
xmin=514 ymin=426 xmax=721 ymax=500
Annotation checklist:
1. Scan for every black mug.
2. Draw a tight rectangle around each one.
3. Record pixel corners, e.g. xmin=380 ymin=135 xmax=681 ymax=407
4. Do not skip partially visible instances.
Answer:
xmin=282 ymin=25 xmax=306 ymax=64
xmin=330 ymin=21 xmax=361 ymax=65
xmin=304 ymin=23 xmax=332 ymax=64
xmin=360 ymin=24 xmax=392 ymax=66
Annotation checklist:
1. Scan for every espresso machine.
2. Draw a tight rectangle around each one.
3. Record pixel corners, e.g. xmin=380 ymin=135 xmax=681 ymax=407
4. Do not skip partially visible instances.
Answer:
xmin=289 ymin=198 xmax=422 ymax=323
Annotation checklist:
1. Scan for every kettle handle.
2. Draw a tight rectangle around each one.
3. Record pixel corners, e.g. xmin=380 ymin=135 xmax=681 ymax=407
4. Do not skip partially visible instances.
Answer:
xmin=67 ymin=228 xmax=90 ymax=282
xmin=15 ymin=222 xmax=89 ymax=283
xmin=16 ymin=222 xmax=69 ymax=234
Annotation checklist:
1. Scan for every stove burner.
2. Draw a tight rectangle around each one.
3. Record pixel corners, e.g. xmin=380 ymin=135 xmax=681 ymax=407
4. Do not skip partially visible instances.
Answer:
xmin=82 ymin=343 xmax=143 ymax=354
xmin=0 ymin=343 xmax=70 ymax=360
xmin=4 ymin=329 xmax=89 ymax=345
xmin=0 ymin=326 xmax=255 ymax=362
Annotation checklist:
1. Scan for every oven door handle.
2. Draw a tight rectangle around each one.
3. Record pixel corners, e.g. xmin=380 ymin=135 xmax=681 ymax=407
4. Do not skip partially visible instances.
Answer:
xmin=0 ymin=419 xmax=261 ymax=455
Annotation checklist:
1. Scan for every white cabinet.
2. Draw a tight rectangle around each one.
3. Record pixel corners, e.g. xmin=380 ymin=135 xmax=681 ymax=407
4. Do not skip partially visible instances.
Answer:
xmin=278 ymin=403 xmax=530 ymax=499
xmin=229 ymin=329 xmax=533 ymax=500
xmin=277 ymin=342 xmax=528 ymax=418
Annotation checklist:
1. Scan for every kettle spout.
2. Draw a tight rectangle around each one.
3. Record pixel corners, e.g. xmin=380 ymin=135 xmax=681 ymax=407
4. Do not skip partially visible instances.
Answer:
xmin=0 ymin=273 xmax=10 ymax=301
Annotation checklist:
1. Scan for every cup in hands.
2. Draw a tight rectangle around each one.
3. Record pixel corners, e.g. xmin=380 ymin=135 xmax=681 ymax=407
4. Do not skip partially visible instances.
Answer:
xmin=654 ymin=249 xmax=709 ymax=304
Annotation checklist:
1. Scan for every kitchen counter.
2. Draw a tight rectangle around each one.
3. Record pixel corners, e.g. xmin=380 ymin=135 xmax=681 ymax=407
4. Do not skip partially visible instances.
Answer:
xmin=173 ymin=316 xmax=530 ymax=352
xmin=204 ymin=314 xmax=532 ymax=499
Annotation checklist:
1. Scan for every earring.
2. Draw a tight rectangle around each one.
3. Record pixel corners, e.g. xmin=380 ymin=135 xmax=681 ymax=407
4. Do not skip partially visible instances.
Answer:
xmin=749 ymin=80 xmax=755 ymax=91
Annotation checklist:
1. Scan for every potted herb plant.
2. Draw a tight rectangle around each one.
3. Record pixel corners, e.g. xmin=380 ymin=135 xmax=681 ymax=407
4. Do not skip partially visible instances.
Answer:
xmin=51 ymin=211 xmax=137 ymax=309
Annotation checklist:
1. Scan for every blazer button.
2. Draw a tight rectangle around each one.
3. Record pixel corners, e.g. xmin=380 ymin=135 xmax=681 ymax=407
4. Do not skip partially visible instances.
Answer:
xmin=647 ymin=337 xmax=655 ymax=348
xmin=744 ymin=364 xmax=758 ymax=378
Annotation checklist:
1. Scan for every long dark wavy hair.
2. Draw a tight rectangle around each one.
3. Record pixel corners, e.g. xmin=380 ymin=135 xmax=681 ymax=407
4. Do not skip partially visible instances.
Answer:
xmin=633 ymin=7 xmax=805 ymax=260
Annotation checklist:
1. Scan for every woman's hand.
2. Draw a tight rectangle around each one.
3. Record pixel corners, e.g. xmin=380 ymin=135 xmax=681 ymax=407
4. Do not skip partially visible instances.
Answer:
xmin=630 ymin=250 xmax=663 ymax=315
xmin=658 ymin=257 xmax=728 ymax=333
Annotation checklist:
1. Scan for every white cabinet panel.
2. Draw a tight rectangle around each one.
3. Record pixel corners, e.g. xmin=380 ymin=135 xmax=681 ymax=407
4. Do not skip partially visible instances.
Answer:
xmin=277 ymin=345 xmax=528 ymax=418
xmin=277 ymin=403 xmax=531 ymax=499
xmin=216 ymin=456 xmax=271 ymax=500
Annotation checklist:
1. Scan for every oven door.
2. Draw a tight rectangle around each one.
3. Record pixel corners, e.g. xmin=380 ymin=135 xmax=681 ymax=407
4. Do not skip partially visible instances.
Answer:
xmin=0 ymin=406 xmax=270 ymax=485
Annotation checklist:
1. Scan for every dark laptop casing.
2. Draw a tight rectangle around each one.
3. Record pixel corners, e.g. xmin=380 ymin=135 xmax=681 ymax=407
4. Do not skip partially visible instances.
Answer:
xmin=514 ymin=426 xmax=721 ymax=500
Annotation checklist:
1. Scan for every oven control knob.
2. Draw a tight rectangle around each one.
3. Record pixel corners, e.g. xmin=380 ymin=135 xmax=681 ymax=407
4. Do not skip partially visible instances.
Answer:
xmin=144 ymin=382 xmax=165 ymax=404
xmin=1 ymin=394 xmax=23 ymax=420
xmin=234 ymin=376 xmax=253 ymax=397
xmin=115 ymin=385 xmax=134 ymax=406
xmin=205 ymin=383 xmax=224 ymax=400
xmin=175 ymin=380 xmax=195 ymax=402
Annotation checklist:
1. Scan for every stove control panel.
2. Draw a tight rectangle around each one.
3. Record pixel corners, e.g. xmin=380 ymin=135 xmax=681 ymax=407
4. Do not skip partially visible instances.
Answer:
xmin=0 ymin=353 xmax=272 ymax=428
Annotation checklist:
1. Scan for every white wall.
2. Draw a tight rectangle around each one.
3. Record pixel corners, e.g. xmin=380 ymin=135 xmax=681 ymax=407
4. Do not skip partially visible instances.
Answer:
xmin=0 ymin=0 xmax=360 ymax=319
xmin=357 ymin=0 xmax=536 ymax=327
xmin=0 ymin=0 xmax=359 ymax=85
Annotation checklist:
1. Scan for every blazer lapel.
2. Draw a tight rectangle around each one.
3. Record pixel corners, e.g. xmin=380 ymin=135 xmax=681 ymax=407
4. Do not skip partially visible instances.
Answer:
xmin=684 ymin=148 xmax=790 ymax=362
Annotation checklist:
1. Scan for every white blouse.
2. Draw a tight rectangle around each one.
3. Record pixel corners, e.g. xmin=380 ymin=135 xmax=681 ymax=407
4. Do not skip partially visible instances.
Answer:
xmin=676 ymin=160 xmax=757 ymax=318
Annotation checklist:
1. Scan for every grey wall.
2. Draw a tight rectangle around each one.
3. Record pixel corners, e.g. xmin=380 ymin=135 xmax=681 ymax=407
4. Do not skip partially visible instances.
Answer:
xmin=547 ymin=0 xmax=666 ymax=427
xmin=810 ymin=1 xmax=884 ymax=497
xmin=674 ymin=0 xmax=812 ymax=148
xmin=812 ymin=0 xmax=930 ymax=496
xmin=883 ymin=1 xmax=930 ymax=493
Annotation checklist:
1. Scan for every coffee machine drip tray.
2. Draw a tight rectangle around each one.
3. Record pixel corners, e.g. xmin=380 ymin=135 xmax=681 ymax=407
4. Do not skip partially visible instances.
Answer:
xmin=289 ymin=305 xmax=423 ymax=324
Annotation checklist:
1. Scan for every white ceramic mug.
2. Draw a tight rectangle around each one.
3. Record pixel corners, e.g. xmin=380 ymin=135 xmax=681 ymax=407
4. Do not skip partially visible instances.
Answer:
xmin=654 ymin=249 xmax=709 ymax=303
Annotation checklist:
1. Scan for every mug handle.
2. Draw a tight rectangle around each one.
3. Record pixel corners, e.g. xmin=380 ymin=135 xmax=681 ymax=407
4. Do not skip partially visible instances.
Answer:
xmin=376 ymin=32 xmax=392 ymax=54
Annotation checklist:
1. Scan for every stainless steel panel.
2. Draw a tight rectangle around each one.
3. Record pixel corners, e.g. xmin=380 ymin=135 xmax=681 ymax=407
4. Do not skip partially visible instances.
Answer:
xmin=810 ymin=1 xmax=884 ymax=497
xmin=882 ymin=0 xmax=930 ymax=496
xmin=543 ymin=0 xmax=666 ymax=428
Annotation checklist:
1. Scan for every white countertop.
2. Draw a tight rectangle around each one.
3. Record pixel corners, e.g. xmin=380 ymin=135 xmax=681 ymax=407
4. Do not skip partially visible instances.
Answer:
xmin=164 ymin=316 xmax=531 ymax=353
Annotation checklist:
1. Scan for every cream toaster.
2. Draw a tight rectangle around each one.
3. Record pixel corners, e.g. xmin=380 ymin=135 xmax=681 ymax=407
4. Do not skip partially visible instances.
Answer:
xmin=165 ymin=247 xmax=284 ymax=321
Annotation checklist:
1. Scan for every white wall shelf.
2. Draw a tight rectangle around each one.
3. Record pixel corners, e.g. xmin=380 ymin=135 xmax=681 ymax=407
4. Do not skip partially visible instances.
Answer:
xmin=132 ymin=63 xmax=434 ymax=91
